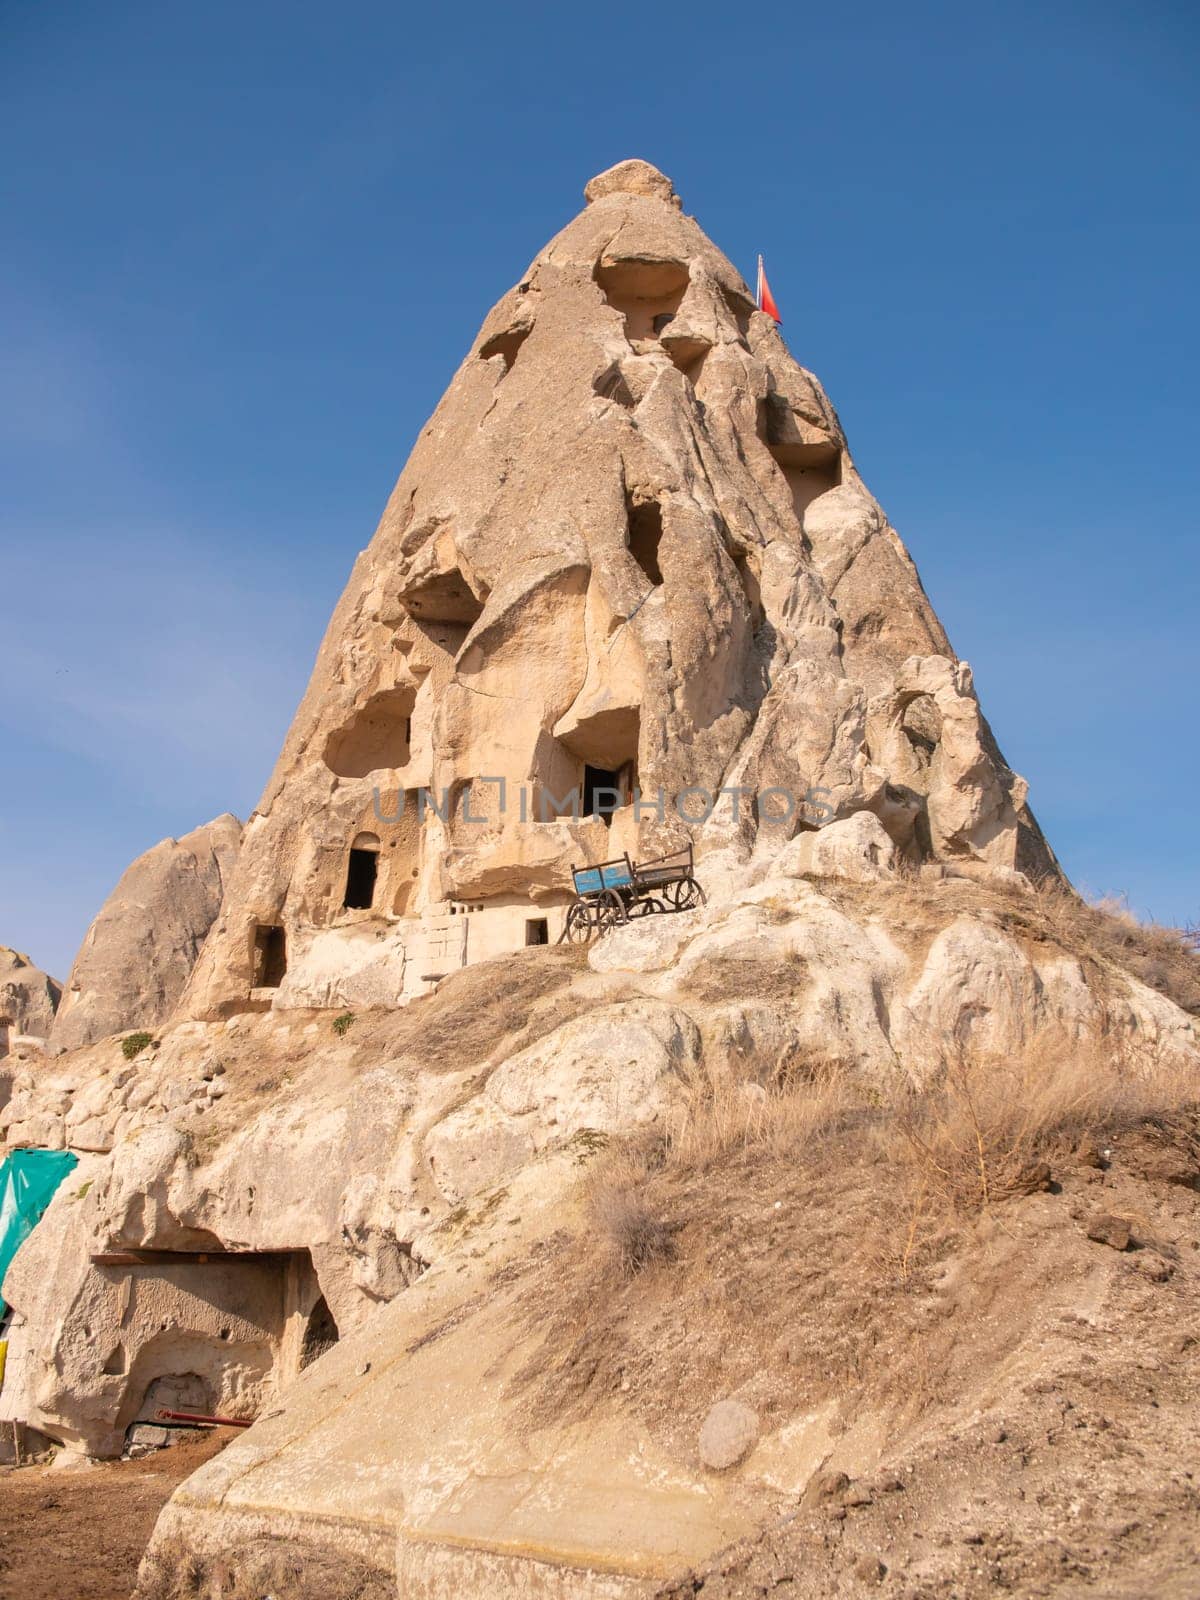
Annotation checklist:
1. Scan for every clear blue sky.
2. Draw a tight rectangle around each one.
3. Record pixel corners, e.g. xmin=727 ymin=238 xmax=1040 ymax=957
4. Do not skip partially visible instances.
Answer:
xmin=2 ymin=1 xmax=1197 ymax=979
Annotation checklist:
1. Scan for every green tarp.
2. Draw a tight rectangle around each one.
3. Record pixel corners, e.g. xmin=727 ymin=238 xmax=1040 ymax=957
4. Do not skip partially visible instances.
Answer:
xmin=0 ymin=1149 xmax=78 ymax=1316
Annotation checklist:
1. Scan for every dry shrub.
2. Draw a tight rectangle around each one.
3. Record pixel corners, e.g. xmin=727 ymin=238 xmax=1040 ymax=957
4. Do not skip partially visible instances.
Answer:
xmin=593 ymin=1030 xmax=1194 ymax=1244
xmin=881 ymin=1030 xmax=1196 ymax=1278
xmin=546 ymin=1009 xmax=1190 ymax=1266
xmin=589 ymin=1161 xmax=676 ymax=1276
xmin=829 ymin=871 xmax=1200 ymax=1018
xmin=136 ymin=1542 xmax=200 ymax=1600
xmin=1031 ymin=881 xmax=1200 ymax=1016
xmin=655 ymin=1049 xmax=857 ymax=1172
xmin=138 ymin=1537 xmax=392 ymax=1600
xmin=511 ymin=1026 xmax=1199 ymax=1449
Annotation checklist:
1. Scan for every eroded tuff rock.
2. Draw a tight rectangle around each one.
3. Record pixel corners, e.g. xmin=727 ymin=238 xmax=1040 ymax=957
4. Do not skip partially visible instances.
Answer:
xmin=49 ymin=814 xmax=241 ymax=1052
xmin=0 ymin=946 xmax=61 ymax=1053
xmin=180 ymin=157 xmax=1057 ymax=1021
xmin=4 ymin=832 xmax=1196 ymax=1457
xmin=3 ymin=162 xmax=1191 ymax=1594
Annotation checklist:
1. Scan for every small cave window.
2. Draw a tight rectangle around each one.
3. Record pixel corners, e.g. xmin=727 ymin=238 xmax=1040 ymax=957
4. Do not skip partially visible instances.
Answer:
xmin=594 ymin=258 xmax=689 ymax=343
xmin=626 ymin=494 xmax=664 ymax=587
xmin=323 ymin=687 xmax=415 ymax=779
xmin=343 ymin=833 xmax=381 ymax=911
xmin=478 ymin=324 xmax=531 ymax=374
xmin=399 ymin=567 xmax=485 ymax=627
xmin=757 ymin=398 xmax=842 ymax=523
xmin=253 ymin=925 xmax=287 ymax=989
xmin=299 ymin=1295 xmax=340 ymax=1371
xmin=583 ymin=764 xmax=624 ymax=826
xmin=525 ymin=917 xmax=549 ymax=946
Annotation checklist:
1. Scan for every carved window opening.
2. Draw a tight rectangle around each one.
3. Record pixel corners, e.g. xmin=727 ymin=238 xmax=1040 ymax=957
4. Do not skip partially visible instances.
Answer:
xmin=583 ymin=764 xmax=624 ymax=827
xmin=525 ymin=918 xmax=549 ymax=946
xmin=757 ymin=395 xmax=842 ymax=523
xmin=399 ymin=568 xmax=484 ymax=627
xmin=343 ymin=833 xmax=381 ymax=911
xmin=323 ymin=687 xmax=416 ymax=779
xmin=299 ymin=1295 xmax=340 ymax=1371
xmin=626 ymin=494 xmax=664 ymax=587
xmin=252 ymin=925 xmax=287 ymax=989
xmin=595 ymin=258 xmax=689 ymax=343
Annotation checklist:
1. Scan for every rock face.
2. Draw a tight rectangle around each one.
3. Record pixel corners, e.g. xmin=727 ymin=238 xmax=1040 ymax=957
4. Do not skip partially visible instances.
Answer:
xmin=5 ymin=862 xmax=1195 ymax=1460
xmin=5 ymin=160 xmax=1193 ymax=1597
xmin=0 ymin=947 xmax=61 ymax=1052
xmin=699 ymin=1399 xmax=760 ymax=1470
xmin=181 ymin=157 xmax=1056 ymax=1021
xmin=50 ymin=815 xmax=241 ymax=1051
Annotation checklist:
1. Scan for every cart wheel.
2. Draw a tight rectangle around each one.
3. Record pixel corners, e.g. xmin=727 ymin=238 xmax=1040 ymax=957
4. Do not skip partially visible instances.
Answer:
xmin=628 ymin=896 xmax=666 ymax=918
xmin=665 ymin=877 xmax=706 ymax=913
xmin=595 ymin=888 xmax=630 ymax=934
xmin=563 ymin=902 xmax=595 ymax=943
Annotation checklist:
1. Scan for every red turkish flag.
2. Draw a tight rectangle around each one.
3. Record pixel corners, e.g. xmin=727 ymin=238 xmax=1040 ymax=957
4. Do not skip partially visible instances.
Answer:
xmin=756 ymin=254 xmax=782 ymax=323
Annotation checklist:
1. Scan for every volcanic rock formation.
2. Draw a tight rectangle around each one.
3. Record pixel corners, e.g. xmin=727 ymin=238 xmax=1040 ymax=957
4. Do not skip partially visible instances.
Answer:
xmin=3 ymin=162 xmax=1196 ymax=1600
xmin=0 ymin=946 xmax=60 ymax=1054
xmin=182 ymin=157 xmax=1055 ymax=1022
xmin=50 ymin=814 xmax=242 ymax=1052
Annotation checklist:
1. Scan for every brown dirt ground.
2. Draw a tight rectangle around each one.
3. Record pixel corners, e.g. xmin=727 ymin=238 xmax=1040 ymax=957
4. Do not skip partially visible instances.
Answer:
xmin=511 ymin=1103 xmax=1200 ymax=1600
xmin=0 ymin=1430 xmax=232 ymax=1600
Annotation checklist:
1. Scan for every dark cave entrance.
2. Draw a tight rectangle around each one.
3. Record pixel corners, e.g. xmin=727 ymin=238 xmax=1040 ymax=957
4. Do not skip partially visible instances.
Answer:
xmin=253 ymin=926 xmax=287 ymax=989
xmin=343 ymin=841 xmax=380 ymax=911
xmin=583 ymin=764 xmax=624 ymax=825
xmin=299 ymin=1295 xmax=340 ymax=1371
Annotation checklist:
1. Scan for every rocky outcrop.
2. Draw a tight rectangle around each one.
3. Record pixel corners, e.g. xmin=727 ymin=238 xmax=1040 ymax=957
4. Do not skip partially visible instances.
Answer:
xmin=3 ymin=160 xmax=1192 ymax=1598
xmin=0 ymin=946 xmax=60 ymax=1051
xmin=4 ymin=847 xmax=1195 ymax=1458
xmin=49 ymin=815 xmax=241 ymax=1052
xmin=180 ymin=157 xmax=1057 ymax=1022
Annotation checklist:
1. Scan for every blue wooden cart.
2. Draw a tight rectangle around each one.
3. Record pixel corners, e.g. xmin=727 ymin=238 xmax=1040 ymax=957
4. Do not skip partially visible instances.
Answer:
xmin=561 ymin=843 xmax=705 ymax=942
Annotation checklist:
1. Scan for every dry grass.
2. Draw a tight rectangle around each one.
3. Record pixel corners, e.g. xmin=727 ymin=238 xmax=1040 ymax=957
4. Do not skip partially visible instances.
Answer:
xmin=1030 ymin=883 xmax=1200 ymax=1016
xmin=138 ymin=1536 xmax=392 ymax=1600
xmin=884 ymin=1034 xmax=1195 ymax=1278
xmin=589 ymin=1166 xmax=677 ymax=1275
xmin=823 ymin=871 xmax=1200 ymax=1019
xmin=681 ymin=951 xmax=811 ymax=1005
xmin=512 ymin=1028 xmax=1198 ymax=1446
xmin=357 ymin=943 xmax=590 ymax=1075
xmin=591 ymin=1030 xmax=1196 ymax=1266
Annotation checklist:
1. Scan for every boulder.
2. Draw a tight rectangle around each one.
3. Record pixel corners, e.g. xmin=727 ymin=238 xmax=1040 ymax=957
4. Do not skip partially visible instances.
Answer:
xmin=699 ymin=1400 xmax=760 ymax=1470
xmin=424 ymin=1001 xmax=700 ymax=1205
xmin=1085 ymin=1213 xmax=1133 ymax=1251
xmin=50 ymin=815 xmax=241 ymax=1051
xmin=769 ymin=811 xmax=897 ymax=883
xmin=0 ymin=946 xmax=61 ymax=1052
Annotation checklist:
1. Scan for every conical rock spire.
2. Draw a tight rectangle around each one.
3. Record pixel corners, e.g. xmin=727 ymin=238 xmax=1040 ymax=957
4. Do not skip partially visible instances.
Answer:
xmin=183 ymin=163 xmax=1056 ymax=1017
